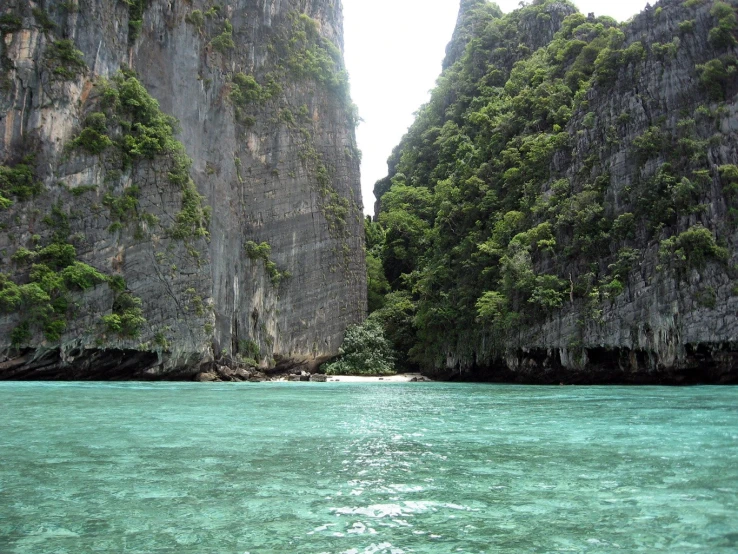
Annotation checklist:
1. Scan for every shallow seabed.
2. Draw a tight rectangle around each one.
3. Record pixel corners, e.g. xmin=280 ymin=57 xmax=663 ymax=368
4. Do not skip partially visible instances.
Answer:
xmin=1 ymin=382 xmax=737 ymax=553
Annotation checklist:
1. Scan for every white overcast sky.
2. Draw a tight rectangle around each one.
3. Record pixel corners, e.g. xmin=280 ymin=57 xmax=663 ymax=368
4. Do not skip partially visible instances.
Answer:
xmin=342 ymin=0 xmax=652 ymax=214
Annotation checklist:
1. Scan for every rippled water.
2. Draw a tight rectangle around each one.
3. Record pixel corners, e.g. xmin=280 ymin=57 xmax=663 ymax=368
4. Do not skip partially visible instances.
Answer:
xmin=1 ymin=382 xmax=737 ymax=553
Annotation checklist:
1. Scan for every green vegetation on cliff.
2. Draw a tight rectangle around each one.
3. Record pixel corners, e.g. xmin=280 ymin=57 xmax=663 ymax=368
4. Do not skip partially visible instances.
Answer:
xmin=46 ymin=39 xmax=87 ymax=80
xmin=72 ymin=69 xmax=210 ymax=241
xmin=0 ymin=157 xmax=42 ymax=207
xmin=244 ymin=241 xmax=291 ymax=286
xmin=0 ymin=66 xmax=217 ymax=349
xmin=369 ymin=0 xmax=738 ymax=372
xmin=282 ymin=12 xmax=351 ymax=103
xmin=0 ymin=199 xmax=144 ymax=345
xmin=123 ymin=0 xmax=149 ymax=42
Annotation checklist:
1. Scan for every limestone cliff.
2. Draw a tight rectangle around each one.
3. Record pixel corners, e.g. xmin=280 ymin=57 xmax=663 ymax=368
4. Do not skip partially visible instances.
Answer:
xmin=0 ymin=0 xmax=366 ymax=379
xmin=373 ymin=0 xmax=738 ymax=384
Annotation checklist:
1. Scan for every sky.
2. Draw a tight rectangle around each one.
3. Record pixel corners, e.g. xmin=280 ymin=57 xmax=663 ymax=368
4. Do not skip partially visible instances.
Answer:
xmin=342 ymin=0 xmax=653 ymax=214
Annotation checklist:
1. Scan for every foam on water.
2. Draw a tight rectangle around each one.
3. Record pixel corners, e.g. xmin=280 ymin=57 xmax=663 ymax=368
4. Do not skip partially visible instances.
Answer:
xmin=0 ymin=382 xmax=737 ymax=553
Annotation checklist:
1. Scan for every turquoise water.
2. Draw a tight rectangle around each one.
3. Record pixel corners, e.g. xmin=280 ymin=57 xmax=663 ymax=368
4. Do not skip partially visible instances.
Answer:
xmin=0 ymin=383 xmax=737 ymax=553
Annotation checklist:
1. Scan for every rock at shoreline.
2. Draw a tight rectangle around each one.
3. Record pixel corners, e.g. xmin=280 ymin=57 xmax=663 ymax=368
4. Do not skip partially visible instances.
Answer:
xmin=234 ymin=368 xmax=252 ymax=381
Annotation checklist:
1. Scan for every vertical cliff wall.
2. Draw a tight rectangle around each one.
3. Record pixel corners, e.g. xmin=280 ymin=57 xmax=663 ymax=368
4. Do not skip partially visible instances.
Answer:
xmin=0 ymin=0 xmax=366 ymax=379
xmin=373 ymin=0 xmax=738 ymax=384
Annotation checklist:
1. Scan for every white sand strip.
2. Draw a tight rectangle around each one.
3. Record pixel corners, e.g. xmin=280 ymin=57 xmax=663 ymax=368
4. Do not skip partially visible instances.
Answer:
xmin=325 ymin=373 xmax=429 ymax=383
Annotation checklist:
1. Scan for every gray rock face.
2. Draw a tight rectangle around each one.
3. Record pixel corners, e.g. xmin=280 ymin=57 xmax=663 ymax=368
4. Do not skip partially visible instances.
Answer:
xmin=0 ymin=0 xmax=366 ymax=379
xmin=490 ymin=0 xmax=738 ymax=383
xmin=381 ymin=0 xmax=738 ymax=384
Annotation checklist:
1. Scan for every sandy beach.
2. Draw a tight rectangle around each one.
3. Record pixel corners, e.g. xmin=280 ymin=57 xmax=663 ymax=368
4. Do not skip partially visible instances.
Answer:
xmin=274 ymin=373 xmax=433 ymax=383
xmin=324 ymin=373 xmax=430 ymax=383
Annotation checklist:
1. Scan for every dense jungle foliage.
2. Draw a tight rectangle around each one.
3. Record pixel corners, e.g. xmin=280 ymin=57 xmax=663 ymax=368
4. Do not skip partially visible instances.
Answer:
xmin=367 ymin=0 xmax=738 ymax=372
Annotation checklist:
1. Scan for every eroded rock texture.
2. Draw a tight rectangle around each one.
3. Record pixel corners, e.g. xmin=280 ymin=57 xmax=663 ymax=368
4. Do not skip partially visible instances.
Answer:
xmin=0 ymin=0 xmax=366 ymax=379
xmin=375 ymin=0 xmax=738 ymax=384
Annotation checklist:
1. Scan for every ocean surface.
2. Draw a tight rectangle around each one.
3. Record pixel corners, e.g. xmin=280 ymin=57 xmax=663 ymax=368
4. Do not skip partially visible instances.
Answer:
xmin=0 ymin=382 xmax=737 ymax=553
